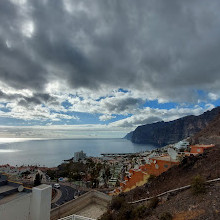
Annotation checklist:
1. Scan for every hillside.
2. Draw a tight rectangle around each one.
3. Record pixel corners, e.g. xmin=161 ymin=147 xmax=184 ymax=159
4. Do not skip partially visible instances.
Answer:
xmin=125 ymin=146 xmax=220 ymax=201
xmin=101 ymin=146 xmax=220 ymax=220
xmin=191 ymin=113 xmax=220 ymax=145
xmin=125 ymin=107 xmax=220 ymax=147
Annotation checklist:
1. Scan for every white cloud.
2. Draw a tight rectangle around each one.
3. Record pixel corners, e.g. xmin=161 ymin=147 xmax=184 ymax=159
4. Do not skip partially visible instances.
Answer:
xmin=67 ymin=90 xmax=144 ymax=115
xmin=208 ymin=92 xmax=219 ymax=101
xmin=0 ymin=102 xmax=78 ymax=122
xmin=109 ymin=105 xmax=213 ymax=128
xmin=99 ymin=114 xmax=116 ymax=121
xmin=0 ymin=105 xmax=216 ymax=138
xmin=22 ymin=20 xmax=35 ymax=38
xmin=0 ymin=124 xmax=131 ymax=139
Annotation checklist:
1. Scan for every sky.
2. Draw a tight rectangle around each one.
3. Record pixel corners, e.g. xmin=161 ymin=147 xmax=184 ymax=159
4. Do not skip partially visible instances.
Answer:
xmin=0 ymin=0 xmax=220 ymax=138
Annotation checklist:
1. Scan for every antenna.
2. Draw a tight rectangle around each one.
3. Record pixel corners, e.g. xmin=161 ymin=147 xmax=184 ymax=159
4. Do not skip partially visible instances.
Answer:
xmin=168 ymin=148 xmax=178 ymax=160
xmin=18 ymin=185 xmax=24 ymax=192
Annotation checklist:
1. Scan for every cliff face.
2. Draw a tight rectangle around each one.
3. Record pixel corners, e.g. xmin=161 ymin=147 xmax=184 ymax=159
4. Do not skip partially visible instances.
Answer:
xmin=191 ymin=112 xmax=220 ymax=145
xmin=127 ymin=107 xmax=220 ymax=147
xmin=124 ymin=131 xmax=133 ymax=140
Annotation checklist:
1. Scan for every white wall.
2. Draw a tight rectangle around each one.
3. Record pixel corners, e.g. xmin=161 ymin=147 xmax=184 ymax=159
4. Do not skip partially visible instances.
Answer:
xmin=0 ymin=193 xmax=32 ymax=220
xmin=30 ymin=184 xmax=52 ymax=220
xmin=0 ymin=184 xmax=52 ymax=220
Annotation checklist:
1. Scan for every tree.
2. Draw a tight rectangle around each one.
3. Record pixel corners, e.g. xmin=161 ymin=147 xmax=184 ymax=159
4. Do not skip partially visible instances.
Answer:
xmin=191 ymin=175 xmax=206 ymax=195
xmin=103 ymin=166 xmax=111 ymax=187
xmin=34 ymin=173 xmax=41 ymax=186
xmin=21 ymin=170 xmax=31 ymax=177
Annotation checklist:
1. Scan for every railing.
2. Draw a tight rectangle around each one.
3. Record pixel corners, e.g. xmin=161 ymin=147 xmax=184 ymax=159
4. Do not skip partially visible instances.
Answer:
xmin=129 ymin=177 xmax=220 ymax=204
xmin=59 ymin=214 xmax=95 ymax=220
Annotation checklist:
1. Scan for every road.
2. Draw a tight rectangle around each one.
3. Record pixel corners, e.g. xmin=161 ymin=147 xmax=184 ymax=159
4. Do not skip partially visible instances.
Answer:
xmin=51 ymin=184 xmax=78 ymax=209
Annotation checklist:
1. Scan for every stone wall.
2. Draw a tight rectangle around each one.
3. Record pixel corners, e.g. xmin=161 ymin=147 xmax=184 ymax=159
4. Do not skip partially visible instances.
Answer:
xmin=50 ymin=190 xmax=111 ymax=220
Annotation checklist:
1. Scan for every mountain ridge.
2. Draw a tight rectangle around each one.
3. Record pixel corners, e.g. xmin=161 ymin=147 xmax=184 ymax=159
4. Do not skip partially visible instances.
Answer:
xmin=125 ymin=106 xmax=220 ymax=147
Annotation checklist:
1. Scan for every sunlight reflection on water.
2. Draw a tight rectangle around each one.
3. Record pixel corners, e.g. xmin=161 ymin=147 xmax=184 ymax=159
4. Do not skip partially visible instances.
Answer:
xmin=0 ymin=138 xmax=50 ymax=144
xmin=0 ymin=149 xmax=21 ymax=153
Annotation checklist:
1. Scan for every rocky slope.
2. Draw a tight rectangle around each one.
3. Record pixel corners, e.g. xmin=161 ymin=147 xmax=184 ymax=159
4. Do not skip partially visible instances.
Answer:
xmin=125 ymin=146 xmax=220 ymax=202
xmin=101 ymin=146 xmax=220 ymax=220
xmin=191 ymin=112 xmax=220 ymax=145
xmin=125 ymin=107 xmax=220 ymax=147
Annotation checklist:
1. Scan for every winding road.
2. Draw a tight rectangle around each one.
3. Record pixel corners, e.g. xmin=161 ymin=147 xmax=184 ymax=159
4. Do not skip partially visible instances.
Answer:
xmin=51 ymin=184 xmax=78 ymax=209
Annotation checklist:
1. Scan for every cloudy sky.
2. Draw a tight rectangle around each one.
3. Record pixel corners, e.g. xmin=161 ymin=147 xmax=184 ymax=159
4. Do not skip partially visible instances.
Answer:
xmin=0 ymin=0 xmax=220 ymax=138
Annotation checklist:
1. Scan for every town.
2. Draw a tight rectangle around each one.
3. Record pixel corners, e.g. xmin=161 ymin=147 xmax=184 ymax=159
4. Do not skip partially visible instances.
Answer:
xmin=0 ymin=140 xmax=215 ymax=195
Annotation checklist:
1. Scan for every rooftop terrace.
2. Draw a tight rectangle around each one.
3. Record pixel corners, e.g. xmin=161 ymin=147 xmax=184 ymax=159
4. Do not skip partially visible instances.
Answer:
xmin=0 ymin=173 xmax=31 ymax=205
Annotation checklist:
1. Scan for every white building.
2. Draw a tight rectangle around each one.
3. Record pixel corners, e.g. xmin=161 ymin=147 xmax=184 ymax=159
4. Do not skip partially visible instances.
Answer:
xmin=0 ymin=173 xmax=52 ymax=220
xmin=74 ymin=151 xmax=87 ymax=162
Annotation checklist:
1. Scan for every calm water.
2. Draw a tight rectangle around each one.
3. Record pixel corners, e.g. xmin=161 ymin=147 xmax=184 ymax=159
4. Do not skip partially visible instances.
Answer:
xmin=0 ymin=138 xmax=156 ymax=167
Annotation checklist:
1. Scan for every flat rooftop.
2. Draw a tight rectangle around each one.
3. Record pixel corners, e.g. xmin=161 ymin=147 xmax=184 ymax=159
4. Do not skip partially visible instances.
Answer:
xmin=0 ymin=185 xmax=16 ymax=194
xmin=0 ymin=173 xmax=32 ymax=205
xmin=0 ymin=191 xmax=30 ymax=205
xmin=191 ymin=144 xmax=215 ymax=148
xmin=151 ymin=155 xmax=179 ymax=162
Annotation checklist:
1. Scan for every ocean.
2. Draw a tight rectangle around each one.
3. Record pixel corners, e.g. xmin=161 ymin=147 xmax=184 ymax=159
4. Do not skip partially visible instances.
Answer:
xmin=0 ymin=138 xmax=156 ymax=167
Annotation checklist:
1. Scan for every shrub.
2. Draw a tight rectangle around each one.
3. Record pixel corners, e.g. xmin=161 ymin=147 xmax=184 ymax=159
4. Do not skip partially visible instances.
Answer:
xmin=191 ymin=175 xmax=206 ymax=195
xmin=46 ymin=169 xmax=57 ymax=180
xmin=159 ymin=212 xmax=173 ymax=220
xmin=133 ymin=205 xmax=151 ymax=218
xmin=148 ymin=174 xmax=156 ymax=182
xmin=34 ymin=173 xmax=41 ymax=186
xmin=117 ymin=205 xmax=133 ymax=220
xmin=110 ymin=195 xmax=126 ymax=211
xmin=21 ymin=170 xmax=31 ymax=176
xmin=147 ymin=197 xmax=159 ymax=209
xmin=133 ymin=205 xmax=145 ymax=218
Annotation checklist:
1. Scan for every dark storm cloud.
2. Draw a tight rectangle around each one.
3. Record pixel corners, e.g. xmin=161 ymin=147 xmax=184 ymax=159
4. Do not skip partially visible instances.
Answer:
xmin=104 ymin=97 xmax=143 ymax=113
xmin=0 ymin=89 xmax=58 ymax=107
xmin=0 ymin=0 xmax=220 ymax=100
xmin=17 ymin=93 xmax=59 ymax=107
xmin=0 ymin=89 xmax=21 ymax=100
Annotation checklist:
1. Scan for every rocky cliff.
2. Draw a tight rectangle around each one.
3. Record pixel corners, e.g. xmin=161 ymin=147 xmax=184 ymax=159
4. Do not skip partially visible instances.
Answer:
xmin=124 ymin=131 xmax=133 ymax=140
xmin=125 ymin=106 xmax=220 ymax=147
xmin=191 ymin=112 xmax=220 ymax=145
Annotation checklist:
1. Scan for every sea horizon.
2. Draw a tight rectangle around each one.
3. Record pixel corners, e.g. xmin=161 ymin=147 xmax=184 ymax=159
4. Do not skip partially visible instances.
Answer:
xmin=0 ymin=137 xmax=126 ymax=144
xmin=0 ymin=138 xmax=157 ymax=167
